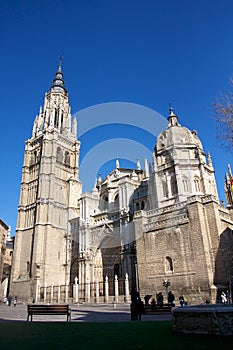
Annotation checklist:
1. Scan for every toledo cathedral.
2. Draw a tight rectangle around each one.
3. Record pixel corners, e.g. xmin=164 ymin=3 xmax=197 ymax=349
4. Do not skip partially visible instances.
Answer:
xmin=10 ymin=63 xmax=233 ymax=304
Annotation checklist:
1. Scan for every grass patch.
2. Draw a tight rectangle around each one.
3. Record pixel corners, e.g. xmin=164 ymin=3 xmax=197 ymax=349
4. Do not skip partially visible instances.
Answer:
xmin=0 ymin=321 xmax=232 ymax=349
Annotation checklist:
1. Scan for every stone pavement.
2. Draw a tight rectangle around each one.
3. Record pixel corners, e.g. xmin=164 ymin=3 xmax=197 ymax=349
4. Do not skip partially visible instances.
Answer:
xmin=0 ymin=303 xmax=172 ymax=322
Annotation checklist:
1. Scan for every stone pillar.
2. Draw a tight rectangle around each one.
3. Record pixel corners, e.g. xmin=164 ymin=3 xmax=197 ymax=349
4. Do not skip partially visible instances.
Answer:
xmin=35 ymin=279 xmax=40 ymax=303
xmin=85 ymin=277 xmax=90 ymax=303
xmin=105 ymin=276 xmax=109 ymax=304
xmin=210 ymin=285 xmax=217 ymax=304
xmin=65 ymin=280 xmax=69 ymax=303
xmin=114 ymin=275 xmax=119 ymax=303
xmin=51 ymin=283 xmax=54 ymax=303
xmin=96 ymin=278 xmax=99 ymax=304
xmin=44 ymin=284 xmax=47 ymax=304
xmin=57 ymin=283 xmax=61 ymax=303
xmin=73 ymin=277 xmax=79 ymax=303
xmin=124 ymin=273 xmax=130 ymax=303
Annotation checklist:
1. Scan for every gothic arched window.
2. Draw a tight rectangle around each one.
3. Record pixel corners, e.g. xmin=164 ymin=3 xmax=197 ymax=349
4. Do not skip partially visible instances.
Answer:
xmin=171 ymin=176 xmax=178 ymax=196
xmin=54 ymin=109 xmax=59 ymax=128
xmin=56 ymin=147 xmax=63 ymax=163
xmin=60 ymin=112 xmax=64 ymax=133
xmin=64 ymin=151 xmax=70 ymax=166
xmin=163 ymin=180 xmax=168 ymax=198
xmin=114 ymin=193 xmax=119 ymax=209
xmin=135 ymin=202 xmax=140 ymax=211
xmin=182 ymin=177 xmax=189 ymax=192
xmin=165 ymin=256 xmax=173 ymax=273
xmin=194 ymin=177 xmax=200 ymax=192
xmin=102 ymin=195 xmax=108 ymax=210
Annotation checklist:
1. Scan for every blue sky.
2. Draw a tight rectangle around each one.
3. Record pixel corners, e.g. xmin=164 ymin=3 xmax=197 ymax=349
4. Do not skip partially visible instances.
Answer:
xmin=1 ymin=0 xmax=233 ymax=233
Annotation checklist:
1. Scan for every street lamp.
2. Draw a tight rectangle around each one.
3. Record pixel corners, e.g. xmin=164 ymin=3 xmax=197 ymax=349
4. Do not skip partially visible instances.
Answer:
xmin=163 ymin=279 xmax=170 ymax=296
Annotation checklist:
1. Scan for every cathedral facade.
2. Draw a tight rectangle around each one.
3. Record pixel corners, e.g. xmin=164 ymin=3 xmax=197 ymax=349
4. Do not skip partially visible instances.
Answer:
xmin=11 ymin=65 xmax=233 ymax=304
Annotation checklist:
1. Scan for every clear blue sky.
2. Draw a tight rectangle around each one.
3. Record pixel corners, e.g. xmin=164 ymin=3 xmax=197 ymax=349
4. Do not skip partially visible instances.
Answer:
xmin=1 ymin=0 xmax=233 ymax=234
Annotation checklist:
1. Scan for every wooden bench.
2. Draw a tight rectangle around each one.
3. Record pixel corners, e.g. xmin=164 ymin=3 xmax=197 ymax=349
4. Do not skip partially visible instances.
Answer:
xmin=144 ymin=303 xmax=174 ymax=314
xmin=27 ymin=304 xmax=71 ymax=322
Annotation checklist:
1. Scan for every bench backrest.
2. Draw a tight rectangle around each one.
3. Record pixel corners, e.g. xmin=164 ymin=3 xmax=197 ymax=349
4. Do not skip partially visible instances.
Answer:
xmin=27 ymin=304 xmax=70 ymax=313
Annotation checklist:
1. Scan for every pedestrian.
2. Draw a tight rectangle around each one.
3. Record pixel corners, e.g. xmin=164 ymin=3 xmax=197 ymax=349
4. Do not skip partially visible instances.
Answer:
xmin=179 ymin=295 xmax=185 ymax=306
xmin=168 ymin=291 xmax=175 ymax=306
xmin=158 ymin=292 xmax=164 ymax=307
xmin=226 ymin=290 xmax=230 ymax=303
xmin=221 ymin=291 xmax=227 ymax=304
xmin=7 ymin=294 xmax=13 ymax=306
xmin=130 ymin=286 xmax=139 ymax=321
xmin=130 ymin=286 xmax=139 ymax=303
xmin=134 ymin=296 xmax=144 ymax=321
xmin=13 ymin=299 xmax=17 ymax=307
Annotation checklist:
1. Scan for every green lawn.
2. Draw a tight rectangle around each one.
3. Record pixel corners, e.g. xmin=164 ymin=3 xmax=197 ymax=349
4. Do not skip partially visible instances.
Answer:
xmin=0 ymin=321 xmax=231 ymax=350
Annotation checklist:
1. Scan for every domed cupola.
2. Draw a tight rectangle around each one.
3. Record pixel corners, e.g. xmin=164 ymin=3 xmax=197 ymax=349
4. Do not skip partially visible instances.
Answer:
xmin=152 ymin=107 xmax=218 ymax=208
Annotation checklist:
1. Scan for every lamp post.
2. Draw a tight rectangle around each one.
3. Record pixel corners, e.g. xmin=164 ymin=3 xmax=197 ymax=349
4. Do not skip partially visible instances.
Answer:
xmin=163 ymin=279 xmax=170 ymax=297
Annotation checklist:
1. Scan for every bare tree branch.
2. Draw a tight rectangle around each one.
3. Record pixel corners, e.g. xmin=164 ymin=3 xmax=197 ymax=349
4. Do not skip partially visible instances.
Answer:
xmin=213 ymin=77 xmax=233 ymax=151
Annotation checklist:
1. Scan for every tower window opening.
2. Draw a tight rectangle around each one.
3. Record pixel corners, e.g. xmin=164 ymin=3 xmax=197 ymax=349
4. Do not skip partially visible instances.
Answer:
xmin=60 ymin=112 xmax=64 ymax=133
xmin=171 ymin=176 xmax=178 ymax=196
xmin=64 ymin=151 xmax=70 ymax=166
xmin=54 ymin=109 xmax=59 ymax=128
xmin=56 ymin=147 xmax=63 ymax=162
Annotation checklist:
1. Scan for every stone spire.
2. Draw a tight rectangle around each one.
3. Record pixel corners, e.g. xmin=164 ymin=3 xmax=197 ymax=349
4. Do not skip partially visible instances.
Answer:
xmin=144 ymin=158 xmax=149 ymax=178
xmin=116 ymin=157 xmax=120 ymax=169
xmin=50 ymin=57 xmax=67 ymax=94
xmin=72 ymin=116 xmax=77 ymax=136
xmin=136 ymin=158 xmax=141 ymax=170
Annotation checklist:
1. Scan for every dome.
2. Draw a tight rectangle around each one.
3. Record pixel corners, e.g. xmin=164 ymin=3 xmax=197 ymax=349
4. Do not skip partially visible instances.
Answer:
xmin=155 ymin=108 xmax=203 ymax=152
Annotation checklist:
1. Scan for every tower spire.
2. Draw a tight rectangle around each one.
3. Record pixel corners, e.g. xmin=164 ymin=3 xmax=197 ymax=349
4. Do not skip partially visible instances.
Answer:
xmin=50 ymin=57 xmax=67 ymax=93
xmin=58 ymin=55 xmax=62 ymax=72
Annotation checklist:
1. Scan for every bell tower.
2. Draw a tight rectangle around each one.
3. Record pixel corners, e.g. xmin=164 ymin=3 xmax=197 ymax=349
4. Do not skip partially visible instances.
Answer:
xmin=11 ymin=61 xmax=82 ymax=301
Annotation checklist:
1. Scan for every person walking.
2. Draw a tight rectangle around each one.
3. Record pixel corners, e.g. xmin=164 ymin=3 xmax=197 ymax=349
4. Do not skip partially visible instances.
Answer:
xmin=221 ymin=291 xmax=227 ymax=304
xmin=168 ymin=291 xmax=175 ymax=306
xmin=7 ymin=294 xmax=13 ymax=306
xmin=157 ymin=292 xmax=164 ymax=307
xmin=179 ymin=295 xmax=185 ymax=306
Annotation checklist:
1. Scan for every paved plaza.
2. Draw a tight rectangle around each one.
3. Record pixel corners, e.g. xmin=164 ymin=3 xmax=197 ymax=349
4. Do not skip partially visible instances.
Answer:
xmin=0 ymin=303 xmax=172 ymax=322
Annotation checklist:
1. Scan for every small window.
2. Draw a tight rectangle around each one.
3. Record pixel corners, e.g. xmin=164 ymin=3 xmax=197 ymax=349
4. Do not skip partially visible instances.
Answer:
xmin=165 ymin=256 xmax=173 ymax=273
